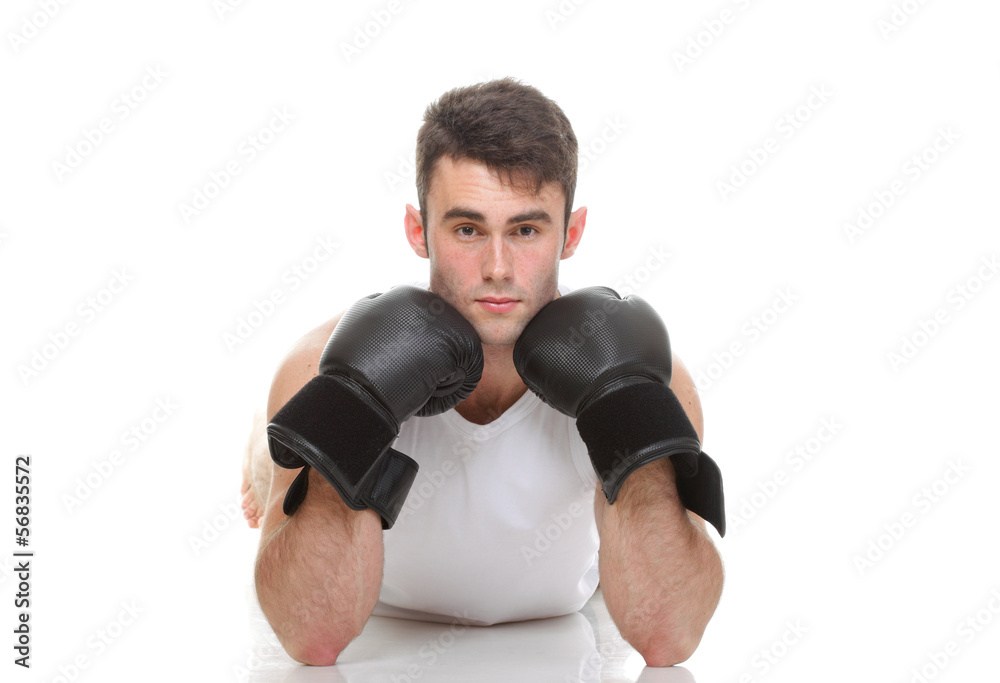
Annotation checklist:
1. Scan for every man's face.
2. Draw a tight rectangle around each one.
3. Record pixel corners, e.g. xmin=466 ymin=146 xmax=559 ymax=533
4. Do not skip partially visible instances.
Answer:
xmin=405 ymin=156 xmax=585 ymax=347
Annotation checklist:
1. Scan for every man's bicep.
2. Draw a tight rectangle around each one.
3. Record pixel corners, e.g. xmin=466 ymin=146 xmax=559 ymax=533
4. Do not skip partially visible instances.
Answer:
xmin=670 ymin=353 xmax=704 ymax=442
xmin=265 ymin=311 xmax=345 ymax=420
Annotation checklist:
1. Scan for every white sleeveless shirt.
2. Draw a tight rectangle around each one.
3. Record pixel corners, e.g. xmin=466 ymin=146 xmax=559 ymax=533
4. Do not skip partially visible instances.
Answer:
xmin=373 ymin=285 xmax=601 ymax=626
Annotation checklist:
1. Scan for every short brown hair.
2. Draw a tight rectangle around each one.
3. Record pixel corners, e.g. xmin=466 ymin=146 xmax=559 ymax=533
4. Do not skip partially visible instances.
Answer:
xmin=416 ymin=77 xmax=578 ymax=231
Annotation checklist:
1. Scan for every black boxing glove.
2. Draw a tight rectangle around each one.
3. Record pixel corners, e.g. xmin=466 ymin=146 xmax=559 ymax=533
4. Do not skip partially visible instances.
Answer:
xmin=267 ymin=286 xmax=483 ymax=529
xmin=513 ymin=286 xmax=725 ymax=536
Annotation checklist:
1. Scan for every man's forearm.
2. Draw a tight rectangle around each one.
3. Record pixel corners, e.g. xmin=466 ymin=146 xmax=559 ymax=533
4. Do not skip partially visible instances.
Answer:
xmin=596 ymin=457 xmax=724 ymax=667
xmin=255 ymin=468 xmax=384 ymax=666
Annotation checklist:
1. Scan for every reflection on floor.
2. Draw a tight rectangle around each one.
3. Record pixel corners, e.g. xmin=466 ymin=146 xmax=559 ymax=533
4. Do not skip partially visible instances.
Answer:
xmin=245 ymin=586 xmax=697 ymax=682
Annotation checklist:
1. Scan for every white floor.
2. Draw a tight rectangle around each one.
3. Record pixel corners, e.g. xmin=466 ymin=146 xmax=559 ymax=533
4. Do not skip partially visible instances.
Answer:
xmin=244 ymin=585 xmax=696 ymax=682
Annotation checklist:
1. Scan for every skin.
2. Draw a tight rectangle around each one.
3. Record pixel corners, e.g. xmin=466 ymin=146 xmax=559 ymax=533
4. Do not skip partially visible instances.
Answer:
xmin=247 ymin=155 xmax=723 ymax=666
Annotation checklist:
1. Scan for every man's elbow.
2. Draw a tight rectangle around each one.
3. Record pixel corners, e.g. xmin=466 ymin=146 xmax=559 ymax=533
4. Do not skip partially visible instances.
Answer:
xmin=283 ymin=634 xmax=350 ymax=667
xmin=255 ymin=564 xmax=362 ymax=667
xmin=262 ymin=600 xmax=364 ymax=666
xmin=632 ymin=628 xmax=702 ymax=668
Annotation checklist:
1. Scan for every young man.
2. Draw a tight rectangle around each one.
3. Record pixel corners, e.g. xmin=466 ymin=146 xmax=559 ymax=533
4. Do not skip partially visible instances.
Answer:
xmin=241 ymin=78 xmax=725 ymax=667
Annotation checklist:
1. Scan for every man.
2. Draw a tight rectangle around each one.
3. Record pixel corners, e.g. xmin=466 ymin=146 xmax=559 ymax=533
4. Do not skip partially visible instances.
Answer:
xmin=241 ymin=77 xmax=724 ymax=667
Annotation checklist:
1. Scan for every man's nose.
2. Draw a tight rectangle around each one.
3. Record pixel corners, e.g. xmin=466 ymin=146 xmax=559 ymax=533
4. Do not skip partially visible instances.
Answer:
xmin=482 ymin=236 xmax=512 ymax=281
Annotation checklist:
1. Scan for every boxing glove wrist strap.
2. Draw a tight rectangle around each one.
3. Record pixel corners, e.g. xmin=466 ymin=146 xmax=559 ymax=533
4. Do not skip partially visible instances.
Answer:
xmin=266 ymin=374 xmax=418 ymax=529
xmin=576 ymin=381 xmax=727 ymax=536
xmin=278 ymin=447 xmax=418 ymax=529
xmin=675 ymin=451 xmax=726 ymax=537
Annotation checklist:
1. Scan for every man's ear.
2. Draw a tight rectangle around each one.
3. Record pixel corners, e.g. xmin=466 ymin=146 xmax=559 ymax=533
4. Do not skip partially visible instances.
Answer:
xmin=560 ymin=206 xmax=587 ymax=260
xmin=404 ymin=203 xmax=429 ymax=259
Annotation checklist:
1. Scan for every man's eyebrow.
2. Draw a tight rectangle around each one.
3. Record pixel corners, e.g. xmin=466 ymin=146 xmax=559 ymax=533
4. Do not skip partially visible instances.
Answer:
xmin=441 ymin=207 xmax=486 ymax=223
xmin=509 ymin=209 xmax=553 ymax=225
xmin=441 ymin=206 xmax=554 ymax=225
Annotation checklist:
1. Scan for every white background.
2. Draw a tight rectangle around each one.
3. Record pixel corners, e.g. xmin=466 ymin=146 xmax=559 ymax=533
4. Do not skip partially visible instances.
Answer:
xmin=2 ymin=0 xmax=998 ymax=681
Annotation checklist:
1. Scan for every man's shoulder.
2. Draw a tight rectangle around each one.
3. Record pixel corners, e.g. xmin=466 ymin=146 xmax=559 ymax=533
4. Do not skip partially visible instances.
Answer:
xmin=294 ymin=313 xmax=345 ymax=361
xmin=266 ymin=311 xmax=344 ymax=419
xmin=265 ymin=279 xmax=425 ymax=414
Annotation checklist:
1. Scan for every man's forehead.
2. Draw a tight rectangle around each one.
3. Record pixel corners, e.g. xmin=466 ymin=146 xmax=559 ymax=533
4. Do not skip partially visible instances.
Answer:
xmin=426 ymin=156 xmax=564 ymax=219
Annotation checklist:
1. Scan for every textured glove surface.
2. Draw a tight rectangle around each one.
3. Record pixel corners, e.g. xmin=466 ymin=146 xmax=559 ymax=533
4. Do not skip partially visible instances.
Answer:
xmin=513 ymin=285 xmax=673 ymax=417
xmin=514 ymin=286 xmax=726 ymax=536
xmin=320 ymin=285 xmax=484 ymax=422
xmin=267 ymin=286 xmax=484 ymax=528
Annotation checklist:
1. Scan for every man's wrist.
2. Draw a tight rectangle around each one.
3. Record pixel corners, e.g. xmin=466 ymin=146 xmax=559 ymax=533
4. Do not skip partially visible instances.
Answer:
xmin=612 ymin=457 xmax=683 ymax=510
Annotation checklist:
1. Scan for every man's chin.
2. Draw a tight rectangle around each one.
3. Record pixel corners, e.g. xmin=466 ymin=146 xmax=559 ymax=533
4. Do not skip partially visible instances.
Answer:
xmin=470 ymin=317 xmax=527 ymax=347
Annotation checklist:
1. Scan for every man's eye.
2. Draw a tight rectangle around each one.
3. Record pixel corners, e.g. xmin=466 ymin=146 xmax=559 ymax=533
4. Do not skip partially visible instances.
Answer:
xmin=458 ymin=226 xmax=476 ymax=236
xmin=518 ymin=226 xmax=536 ymax=237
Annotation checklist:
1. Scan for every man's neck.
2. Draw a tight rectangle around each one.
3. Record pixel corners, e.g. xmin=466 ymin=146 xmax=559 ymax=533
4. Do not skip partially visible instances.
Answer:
xmin=453 ymin=343 xmax=528 ymax=425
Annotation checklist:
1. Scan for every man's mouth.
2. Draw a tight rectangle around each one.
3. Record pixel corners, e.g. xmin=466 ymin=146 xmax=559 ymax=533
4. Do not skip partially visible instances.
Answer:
xmin=475 ymin=297 xmax=519 ymax=313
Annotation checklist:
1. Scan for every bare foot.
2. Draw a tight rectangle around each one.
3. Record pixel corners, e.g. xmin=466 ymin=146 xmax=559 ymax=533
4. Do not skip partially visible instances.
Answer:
xmin=241 ymin=410 xmax=271 ymax=529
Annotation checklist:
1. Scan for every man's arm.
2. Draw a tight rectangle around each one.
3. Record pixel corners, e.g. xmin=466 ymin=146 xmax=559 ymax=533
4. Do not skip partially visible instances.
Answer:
xmin=254 ymin=313 xmax=384 ymax=666
xmin=594 ymin=355 xmax=724 ymax=667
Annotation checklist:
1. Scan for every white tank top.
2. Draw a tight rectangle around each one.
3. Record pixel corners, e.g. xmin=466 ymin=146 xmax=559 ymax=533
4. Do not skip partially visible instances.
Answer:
xmin=373 ymin=285 xmax=601 ymax=626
